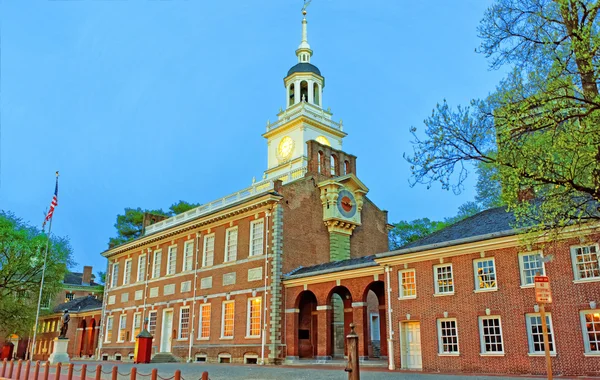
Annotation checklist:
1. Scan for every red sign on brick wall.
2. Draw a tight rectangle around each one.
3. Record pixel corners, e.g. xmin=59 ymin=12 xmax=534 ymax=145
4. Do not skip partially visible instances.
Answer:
xmin=534 ymin=276 xmax=552 ymax=303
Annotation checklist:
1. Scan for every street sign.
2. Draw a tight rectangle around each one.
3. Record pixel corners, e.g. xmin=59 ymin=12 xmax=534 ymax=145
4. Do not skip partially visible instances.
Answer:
xmin=535 ymin=276 xmax=552 ymax=303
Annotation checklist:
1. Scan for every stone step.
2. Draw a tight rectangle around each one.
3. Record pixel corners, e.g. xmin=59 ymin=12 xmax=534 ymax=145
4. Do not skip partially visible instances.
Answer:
xmin=151 ymin=352 xmax=180 ymax=363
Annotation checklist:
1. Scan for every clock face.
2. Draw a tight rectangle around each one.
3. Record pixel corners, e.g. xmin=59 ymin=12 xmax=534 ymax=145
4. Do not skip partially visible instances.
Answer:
xmin=337 ymin=189 xmax=357 ymax=218
xmin=316 ymin=135 xmax=331 ymax=146
xmin=278 ymin=136 xmax=294 ymax=160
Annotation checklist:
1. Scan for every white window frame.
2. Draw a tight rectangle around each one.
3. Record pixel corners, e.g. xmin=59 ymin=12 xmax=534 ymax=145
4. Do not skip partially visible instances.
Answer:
xmin=178 ymin=306 xmax=191 ymax=340
xmin=123 ymin=259 xmax=132 ymax=285
xmin=203 ymin=234 xmax=215 ymax=267
xmin=224 ymin=227 xmax=238 ymax=263
xmin=437 ymin=318 xmax=459 ymax=355
xmin=478 ymin=316 xmax=504 ymax=355
xmin=131 ymin=312 xmax=142 ymax=342
xmin=198 ymin=303 xmax=211 ymax=340
xmin=473 ymin=257 xmax=497 ymax=292
xmin=433 ymin=263 xmax=454 ymax=295
xmin=152 ymin=250 xmax=162 ymax=279
xmin=579 ymin=309 xmax=600 ymax=355
xmin=167 ymin=245 xmax=177 ymax=276
xmin=221 ymin=300 xmax=235 ymax=339
xmin=398 ymin=269 xmax=417 ymax=299
xmin=249 ymin=219 xmax=264 ymax=257
xmin=526 ymin=313 xmax=556 ymax=355
xmin=246 ymin=297 xmax=262 ymax=338
xmin=111 ymin=262 xmax=120 ymax=288
xmin=518 ymin=251 xmax=546 ymax=287
xmin=148 ymin=311 xmax=157 ymax=335
xmin=104 ymin=316 xmax=113 ymax=343
xmin=570 ymin=244 xmax=600 ymax=282
xmin=183 ymin=240 xmax=194 ymax=272
xmin=137 ymin=254 xmax=147 ymax=282
xmin=117 ymin=314 xmax=127 ymax=343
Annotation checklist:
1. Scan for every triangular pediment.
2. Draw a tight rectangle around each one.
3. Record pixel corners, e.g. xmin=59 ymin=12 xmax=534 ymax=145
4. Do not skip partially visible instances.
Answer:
xmin=318 ymin=173 xmax=369 ymax=194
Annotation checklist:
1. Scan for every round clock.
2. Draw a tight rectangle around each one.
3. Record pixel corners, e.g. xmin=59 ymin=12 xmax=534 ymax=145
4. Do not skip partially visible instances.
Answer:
xmin=337 ymin=189 xmax=357 ymax=218
xmin=316 ymin=135 xmax=331 ymax=146
xmin=277 ymin=136 xmax=294 ymax=160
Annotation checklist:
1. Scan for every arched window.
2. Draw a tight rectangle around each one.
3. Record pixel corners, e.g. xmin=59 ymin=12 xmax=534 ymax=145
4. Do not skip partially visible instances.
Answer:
xmin=289 ymin=83 xmax=295 ymax=106
xmin=330 ymin=155 xmax=338 ymax=176
xmin=300 ymin=81 xmax=308 ymax=102
xmin=344 ymin=160 xmax=350 ymax=175
xmin=313 ymin=83 xmax=320 ymax=106
xmin=318 ymin=151 xmax=324 ymax=174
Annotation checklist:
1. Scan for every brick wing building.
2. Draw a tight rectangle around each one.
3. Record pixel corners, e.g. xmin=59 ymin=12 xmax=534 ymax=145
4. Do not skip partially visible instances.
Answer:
xmin=98 ymin=9 xmax=389 ymax=364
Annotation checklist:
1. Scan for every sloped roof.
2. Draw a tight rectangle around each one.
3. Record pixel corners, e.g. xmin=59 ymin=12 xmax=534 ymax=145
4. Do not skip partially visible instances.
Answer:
xmin=63 ymin=272 xmax=99 ymax=287
xmin=53 ymin=295 xmax=102 ymax=314
xmin=285 ymin=255 xmax=377 ymax=279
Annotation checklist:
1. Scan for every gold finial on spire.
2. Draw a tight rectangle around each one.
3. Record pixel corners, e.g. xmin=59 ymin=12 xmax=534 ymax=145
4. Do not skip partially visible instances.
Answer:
xmin=302 ymin=0 xmax=311 ymax=16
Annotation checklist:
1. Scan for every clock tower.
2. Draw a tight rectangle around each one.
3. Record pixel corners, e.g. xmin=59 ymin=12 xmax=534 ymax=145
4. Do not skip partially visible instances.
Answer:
xmin=262 ymin=7 xmax=346 ymax=181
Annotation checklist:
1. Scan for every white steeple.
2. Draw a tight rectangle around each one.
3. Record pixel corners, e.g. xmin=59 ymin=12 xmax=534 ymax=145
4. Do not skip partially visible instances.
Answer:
xmin=296 ymin=8 xmax=312 ymax=63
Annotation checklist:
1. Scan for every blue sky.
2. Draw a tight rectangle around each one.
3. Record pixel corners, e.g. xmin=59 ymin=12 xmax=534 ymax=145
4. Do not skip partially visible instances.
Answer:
xmin=1 ymin=1 xmax=505 ymax=276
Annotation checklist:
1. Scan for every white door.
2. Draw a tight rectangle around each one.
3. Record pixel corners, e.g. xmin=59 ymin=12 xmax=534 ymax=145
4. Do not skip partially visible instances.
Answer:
xmin=160 ymin=310 xmax=173 ymax=352
xmin=401 ymin=322 xmax=422 ymax=369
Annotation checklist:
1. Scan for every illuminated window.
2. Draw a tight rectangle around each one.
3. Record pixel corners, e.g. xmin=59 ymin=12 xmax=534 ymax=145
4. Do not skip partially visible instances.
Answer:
xmin=131 ymin=313 xmax=141 ymax=341
xmin=398 ymin=269 xmax=416 ymax=299
xmin=571 ymin=244 xmax=600 ymax=280
xmin=473 ymin=258 xmax=497 ymax=291
xmin=65 ymin=293 xmax=74 ymax=302
xmin=183 ymin=241 xmax=194 ymax=272
xmin=105 ymin=316 xmax=113 ymax=343
xmin=225 ymin=227 xmax=238 ymax=262
xmin=199 ymin=303 xmax=211 ymax=339
xmin=167 ymin=246 xmax=177 ymax=275
xmin=118 ymin=314 xmax=127 ymax=342
xmin=152 ymin=250 xmax=162 ymax=278
xmin=519 ymin=252 xmax=545 ymax=286
xmin=179 ymin=307 xmax=190 ymax=339
xmin=203 ymin=234 xmax=215 ymax=267
xmin=437 ymin=318 xmax=459 ymax=354
xmin=479 ymin=316 xmax=504 ymax=354
xmin=526 ymin=313 xmax=555 ymax=354
xmin=148 ymin=311 xmax=157 ymax=335
xmin=123 ymin=259 xmax=132 ymax=285
xmin=221 ymin=301 xmax=235 ymax=338
xmin=137 ymin=254 xmax=146 ymax=282
xmin=434 ymin=264 xmax=454 ymax=295
xmin=580 ymin=310 xmax=600 ymax=353
xmin=249 ymin=220 xmax=264 ymax=257
xmin=247 ymin=297 xmax=262 ymax=338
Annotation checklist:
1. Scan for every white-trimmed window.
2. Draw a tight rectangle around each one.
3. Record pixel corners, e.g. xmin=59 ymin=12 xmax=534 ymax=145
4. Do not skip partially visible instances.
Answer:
xmin=221 ymin=301 xmax=235 ymax=338
xmin=65 ymin=293 xmax=74 ymax=302
xmin=526 ymin=313 xmax=555 ymax=354
xmin=580 ymin=310 xmax=600 ymax=354
xmin=152 ymin=250 xmax=162 ymax=279
xmin=203 ymin=234 xmax=215 ymax=267
xmin=225 ymin=227 xmax=238 ymax=262
xmin=131 ymin=312 xmax=141 ymax=341
xmin=137 ymin=254 xmax=147 ymax=282
xmin=148 ymin=311 xmax=157 ymax=335
xmin=249 ymin=219 xmax=264 ymax=256
xmin=434 ymin=263 xmax=454 ymax=295
xmin=111 ymin=263 xmax=120 ymax=288
xmin=398 ymin=269 xmax=416 ymax=299
xmin=118 ymin=314 xmax=127 ymax=342
xmin=473 ymin=258 xmax=497 ymax=291
xmin=123 ymin=259 xmax=132 ymax=285
xmin=479 ymin=316 xmax=504 ymax=354
xmin=105 ymin=316 xmax=113 ymax=343
xmin=247 ymin=297 xmax=262 ymax=338
xmin=167 ymin=246 xmax=177 ymax=275
xmin=437 ymin=318 xmax=459 ymax=354
xmin=519 ymin=252 xmax=545 ymax=286
xmin=183 ymin=241 xmax=194 ymax=272
xmin=198 ymin=303 xmax=211 ymax=339
xmin=179 ymin=306 xmax=190 ymax=339
xmin=571 ymin=244 xmax=600 ymax=281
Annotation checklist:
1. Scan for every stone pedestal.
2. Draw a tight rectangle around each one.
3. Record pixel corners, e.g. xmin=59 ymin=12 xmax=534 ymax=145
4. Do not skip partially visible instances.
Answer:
xmin=48 ymin=338 xmax=70 ymax=364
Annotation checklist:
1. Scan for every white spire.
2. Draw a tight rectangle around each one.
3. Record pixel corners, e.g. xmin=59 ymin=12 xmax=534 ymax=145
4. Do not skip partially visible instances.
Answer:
xmin=296 ymin=8 xmax=313 ymax=63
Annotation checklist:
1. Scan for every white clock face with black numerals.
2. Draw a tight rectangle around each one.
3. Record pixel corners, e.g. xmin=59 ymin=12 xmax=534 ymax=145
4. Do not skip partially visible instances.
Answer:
xmin=337 ymin=189 xmax=357 ymax=218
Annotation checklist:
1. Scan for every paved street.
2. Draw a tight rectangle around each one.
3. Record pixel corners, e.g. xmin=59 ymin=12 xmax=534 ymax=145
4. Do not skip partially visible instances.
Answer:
xmin=69 ymin=361 xmax=581 ymax=380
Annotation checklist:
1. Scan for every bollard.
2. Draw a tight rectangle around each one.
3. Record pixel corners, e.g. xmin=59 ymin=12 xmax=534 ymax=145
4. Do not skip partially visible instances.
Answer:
xmin=33 ymin=361 xmax=40 ymax=380
xmin=344 ymin=323 xmax=360 ymax=380
xmin=174 ymin=370 xmax=181 ymax=380
xmin=8 ymin=360 xmax=14 ymax=379
xmin=130 ymin=366 xmax=137 ymax=380
xmin=15 ymin=360 xmax=22 ymax=380
xmin=201 ymin=372 xmax=209 ymax=380
xmin=24 ymin=360 xmax=31 ymax=380
xmin=151 ymin=368 xmax=157 ymax=380
xmin=55 ymin=362 xmax=62 ymax=380
xmin=43 ymin=362 xmax=50 ymax=380
xmin=81 ymin=364 xmax=87 ymax=380
xmin=111 ymin=366 xmax=118 ymax=380
xmin=1 ymin=359 xmax=6 ymax=377
xmin=95 ymin=365 xmax=101 ymax=380
xmin=67 ymin=363 xmax=74 ymax=380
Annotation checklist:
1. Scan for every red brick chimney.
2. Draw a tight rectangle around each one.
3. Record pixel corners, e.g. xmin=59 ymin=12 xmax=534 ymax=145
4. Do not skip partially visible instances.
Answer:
xmin=82 ymin=266 xmax=93 ymax=285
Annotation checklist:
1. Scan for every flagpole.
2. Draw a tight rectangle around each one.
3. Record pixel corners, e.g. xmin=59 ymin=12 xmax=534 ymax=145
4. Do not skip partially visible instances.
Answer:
xmin=30 ymin=171 xmax=58 ymax=360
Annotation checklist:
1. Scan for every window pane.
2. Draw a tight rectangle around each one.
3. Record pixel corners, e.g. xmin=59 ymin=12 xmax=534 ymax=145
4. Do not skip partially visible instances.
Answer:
xmin=439 ymin=319 xmax=459 ymax=353
xmin=436 ymin=265 xmax=454 ymax=294
xmin=200 ymin=304 xmax=211 ymax=338
xmin=179 ymin=308 xmax=190 ymax=339
xmin=249 ymin=298 xmax=261 ymax=337
xmin=521 ymin=253 xmax=543 ymax=285
xmin=250 ymin=221 xmax=264 ymax=256
xmin=400 ymin=270 xmax=416 ymax=297
xmin=204 ymin=236 xmax=215 ymax=267
xmin=574 ymin=246 xmax=600 ymax=279
xmin=480 ymin=317 xmax=503 ymax=353
xmin=584 ymin=312 xmax=600 ymax=352
xmin=222 ymin=302 xmax=235 ymax=337
xmin=475 ymin=259 xmax=496 ymax=289
xmin=528 ymin=315 xmax=554 ymax=353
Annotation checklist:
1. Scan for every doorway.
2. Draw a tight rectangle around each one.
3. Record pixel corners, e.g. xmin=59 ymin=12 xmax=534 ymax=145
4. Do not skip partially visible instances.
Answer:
xmin=400 ymin=322 xmax=422 ymax=369
xmin=160 ymin=310 xmax=173 ymax=352
xmin=331 ymin=293 xmax=345 ymax=357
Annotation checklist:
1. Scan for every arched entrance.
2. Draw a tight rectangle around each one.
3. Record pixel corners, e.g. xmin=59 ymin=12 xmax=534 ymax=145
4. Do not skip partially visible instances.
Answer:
xmin=296 ymin=291 xmax=318 ymax=358
xmin=79 ymin=319 xmax=87 ymax=357
xmin=328 ymin=286 xmax=353 ymax=358
xmin=362 ymin=281 xmax=387 ymax=358
xmin=88 ymin=319 xmax=97 ymax=357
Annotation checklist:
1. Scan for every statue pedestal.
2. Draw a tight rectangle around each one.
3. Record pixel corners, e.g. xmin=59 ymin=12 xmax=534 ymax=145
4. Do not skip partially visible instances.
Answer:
xmin=48 ymin=338 xmax=70 ymax=364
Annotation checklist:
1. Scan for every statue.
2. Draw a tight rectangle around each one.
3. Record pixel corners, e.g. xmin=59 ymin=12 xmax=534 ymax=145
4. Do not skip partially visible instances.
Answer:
xmin=59 ymin=310 xmax=70 ymax=339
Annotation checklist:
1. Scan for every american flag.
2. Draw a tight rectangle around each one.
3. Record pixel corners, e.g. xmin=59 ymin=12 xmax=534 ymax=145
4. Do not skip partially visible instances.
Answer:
xmin=43 ymin=173 xmax=59 ymax=228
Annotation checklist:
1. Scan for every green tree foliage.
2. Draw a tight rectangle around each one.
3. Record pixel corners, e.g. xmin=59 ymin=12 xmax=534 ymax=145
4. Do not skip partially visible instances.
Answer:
xmin=97 ymin=271 xmax=106 ymax=284
xmin=405 ymin=0 xmax=600 ymax=234
xmin=169 ymin=200 xmax=200 ymax=215
xmin=0 ymin=211 xmax=73 ymax=339
xmin=389 ymin=218 xmax=449 ymax=250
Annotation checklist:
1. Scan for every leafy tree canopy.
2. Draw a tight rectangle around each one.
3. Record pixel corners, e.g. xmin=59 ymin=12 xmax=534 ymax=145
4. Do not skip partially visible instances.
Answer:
xmin=405 ymin=0 xmax=600 ymax=235
xmin=0 ymin=211 xmax=73 ymax=339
